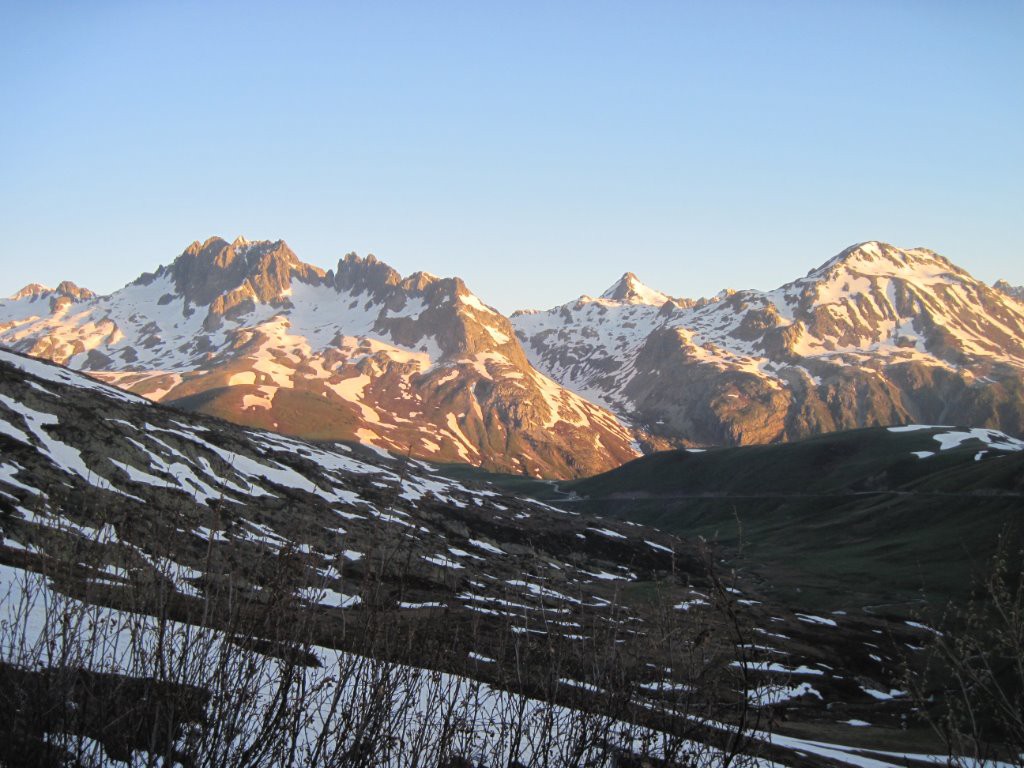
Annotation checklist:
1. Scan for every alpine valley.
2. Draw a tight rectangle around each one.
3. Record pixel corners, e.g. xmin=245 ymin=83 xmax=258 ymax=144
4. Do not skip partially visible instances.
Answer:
xmin=2 ymin=238 xmax=1023 ymax=481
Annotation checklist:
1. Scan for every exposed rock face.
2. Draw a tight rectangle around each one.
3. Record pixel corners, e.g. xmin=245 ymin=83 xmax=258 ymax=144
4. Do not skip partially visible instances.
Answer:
xmin=0 ymin=238 xmax=639 ymax=479
xmin=512 ymin=242 xmax=1024 ymax=446
xmin=10 ymin=281 xmax=96 ymax=302
xmin=994 ymin=279 xmax=1024 ymax=302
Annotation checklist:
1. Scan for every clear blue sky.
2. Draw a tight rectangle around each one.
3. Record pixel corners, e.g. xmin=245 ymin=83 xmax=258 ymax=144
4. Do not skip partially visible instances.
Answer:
xmin=1 ymin=1 xmax=1021 ymax=313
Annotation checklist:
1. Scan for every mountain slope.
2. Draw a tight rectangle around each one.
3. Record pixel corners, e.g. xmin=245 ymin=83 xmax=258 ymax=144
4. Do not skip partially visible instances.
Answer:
xmin=0 ymin=349 xmax=955 ymax=764
xmin=513 ymin=241 xmax=1024 ymax=446
xmin=564 ymin=425 xmax=1024 ymax=609
xmin=0 ymin=236 xmax=640 ymax=478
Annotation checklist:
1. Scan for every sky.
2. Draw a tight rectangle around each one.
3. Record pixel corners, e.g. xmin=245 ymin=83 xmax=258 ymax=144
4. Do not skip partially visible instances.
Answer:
xmin=1 ymin=1 xmax=1021 ymax=314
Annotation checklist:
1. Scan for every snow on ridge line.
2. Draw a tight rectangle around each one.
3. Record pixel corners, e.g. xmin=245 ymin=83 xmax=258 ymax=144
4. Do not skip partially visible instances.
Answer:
xmin=0 ymin=349 xmax=151 ymax=405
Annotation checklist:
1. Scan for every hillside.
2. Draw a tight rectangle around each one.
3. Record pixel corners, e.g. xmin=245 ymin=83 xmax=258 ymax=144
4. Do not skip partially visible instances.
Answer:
xmin=565 ymin=425 xmax=1024 ymax=609
xmin=0 ymin=349 xmax=963 ymax=765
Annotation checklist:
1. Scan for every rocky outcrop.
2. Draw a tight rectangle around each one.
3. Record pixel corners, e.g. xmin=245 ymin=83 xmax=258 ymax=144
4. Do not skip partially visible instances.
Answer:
xmin=9 ymin=280 xmax=95 ymax=305
xmin=994 ymin=279 xmax=1024 ymax=302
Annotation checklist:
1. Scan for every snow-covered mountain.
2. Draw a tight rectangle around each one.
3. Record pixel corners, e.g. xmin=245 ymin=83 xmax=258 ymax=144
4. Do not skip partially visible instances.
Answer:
xmin=0 ymin=236 xmax=640 ymax=478
xmin=512 ymin=242 xmax=1024 ymax=446
xmin=4 ymin=237 xmax=1023 ymax=463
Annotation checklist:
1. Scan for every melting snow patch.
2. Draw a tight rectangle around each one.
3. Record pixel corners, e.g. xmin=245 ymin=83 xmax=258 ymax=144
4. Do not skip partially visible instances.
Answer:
xmin=586 ymin=527 xmax=627 ymax=540
xmin=468 ymin=539 xmax=505 ymax=555
xmin=905 ymin=620 xmax=941 ymax=635
xmin=194 ymin=525 xmax=229 ymax=543
xmin=581 ymin=568 xmax=631 ymax=582
xmin=0 ymin=394 xmax=93 ymax=480
xmin=644 ymin=540 xmax=673 ymax=553
xmin=748 ymin=681 xmax=822 ymax=706
xmin=931 ymin=427 xmax=1024 ymax=452
xmin=422 ymin=554 xmax=464 ymax=570
xmin=448 ymin=547 xmax=483 ymax=561
xmin=733 ymin=661 xmax=825 ymax=676
xmin=639 ymin=681 xmax=692 ymax=694
xmin=673 ymin=599 xmax=709 ymax=612
xmin=506 ymin=580 xmax=581 ymax=605
xmin=862 ymin=687 xmax=906 ymax=700
xmin=300 ymin=588 xmax=362 ymax=609
xmin=0 ymin=461 xmax=37 ymax=494
xmin=796 ymin=613 xmax=837 ymax=627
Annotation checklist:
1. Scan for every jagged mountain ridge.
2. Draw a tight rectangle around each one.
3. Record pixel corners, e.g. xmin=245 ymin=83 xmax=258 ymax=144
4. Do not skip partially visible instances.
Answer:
xmin=994 ymin=279 xmax=1024 ymax=302
xmin=4 ymin=237 xmax=1023 ymax=463
xmin=0 ymin=236 xmax=640 ymax=479
xmin=512 ymin=241 xmax=1024 ymax=446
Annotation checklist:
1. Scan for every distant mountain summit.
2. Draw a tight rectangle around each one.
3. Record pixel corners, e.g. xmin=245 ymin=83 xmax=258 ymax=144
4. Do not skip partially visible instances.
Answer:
xmin=599 ymin=273 xmax=673 ymax=306
xmin=11 ymin=280 xmax=95 ymax=305
xmin=994 ymin=279 xmax=1024 ymax=302
xmin=513 ymin=241 xmax=1024 ymax=446
xmin=0 ymin=237 xmax=640 ymax=478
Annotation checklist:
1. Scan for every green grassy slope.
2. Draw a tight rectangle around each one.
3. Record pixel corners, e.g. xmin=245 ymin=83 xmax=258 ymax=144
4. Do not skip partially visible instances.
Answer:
xmin=561 ymin=427 xmax=1024 ymax=612
xmin=437 ymin=426 xmax=1023 ymax=613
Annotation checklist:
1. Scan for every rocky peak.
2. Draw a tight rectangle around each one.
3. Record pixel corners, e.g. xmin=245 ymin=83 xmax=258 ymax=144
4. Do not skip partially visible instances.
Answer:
xmin=54 ymin=281 xmax=96 ymax=301
xmin=335 ymin=252 xmax=402 ymax=299
xmin=10 ymin=283 xmax=54 ymax=301
xmin=600 ymin=272 xmax=671 ymax=306
xmin=9 ymin=281 xmax=94 ymax=303
xmin=994 ymin=279 xmax=1024 ymax=302
xmin=400 ymin=271 xmax=440 ymax=294
xmin=166 ymin=236 xmax=324 ymax=308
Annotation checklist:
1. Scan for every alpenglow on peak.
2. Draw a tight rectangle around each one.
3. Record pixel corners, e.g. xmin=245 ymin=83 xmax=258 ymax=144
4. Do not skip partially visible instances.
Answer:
xmin=600 ymin=272 xmax=671 ymax=306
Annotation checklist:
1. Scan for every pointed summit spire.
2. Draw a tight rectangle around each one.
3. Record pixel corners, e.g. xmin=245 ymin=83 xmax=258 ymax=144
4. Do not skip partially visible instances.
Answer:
xmin=600 ymin=272 xmax=671 ymax=306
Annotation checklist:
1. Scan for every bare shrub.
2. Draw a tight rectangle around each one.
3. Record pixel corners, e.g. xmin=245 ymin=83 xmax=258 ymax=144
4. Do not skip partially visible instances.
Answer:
xmin=0 ymin=509 xmax=766 ymax=767
xmin=904 ymin=531 xmax=1024 ymax=767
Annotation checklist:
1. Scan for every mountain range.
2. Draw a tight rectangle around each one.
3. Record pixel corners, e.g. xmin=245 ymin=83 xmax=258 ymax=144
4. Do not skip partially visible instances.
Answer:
xmin=514 ymin=242 xmax=1024 ymax=447
xmin=2 ymin=237 xmax=1022 ymax=478
xmin=0 ymin=237 xmax=640 ymax=479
